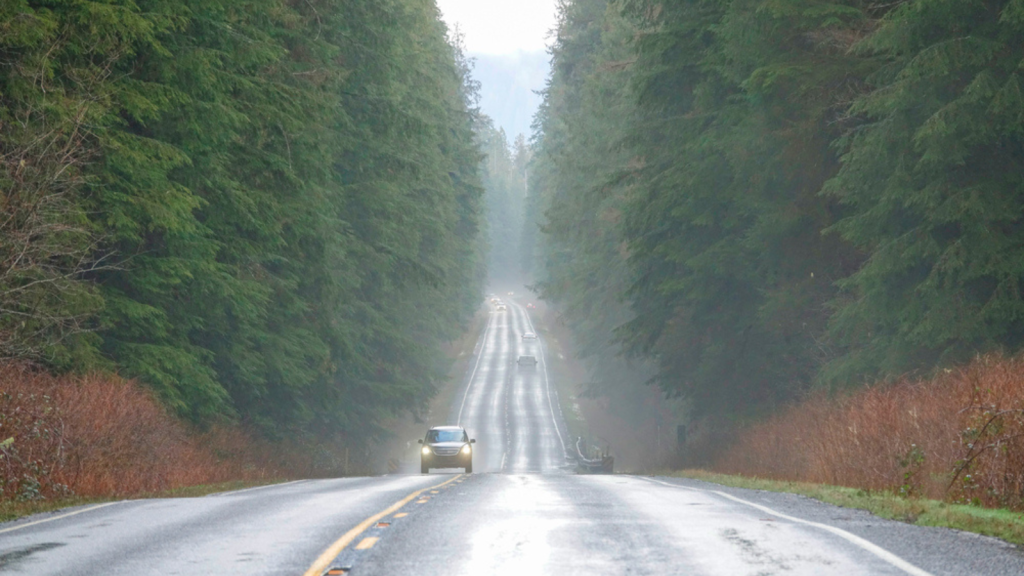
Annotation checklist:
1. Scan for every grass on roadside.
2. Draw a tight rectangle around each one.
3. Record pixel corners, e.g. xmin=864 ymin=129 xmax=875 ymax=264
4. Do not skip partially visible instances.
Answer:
xmin=149 ymin=478 xmax=288 ymax=499
xmin=0 ymin=478 xmax=290 ymax=524
xmin=0 ymin=497 xmax=110 ymax=524
xmin=674 ymin=469 xmax=1024 ymax=546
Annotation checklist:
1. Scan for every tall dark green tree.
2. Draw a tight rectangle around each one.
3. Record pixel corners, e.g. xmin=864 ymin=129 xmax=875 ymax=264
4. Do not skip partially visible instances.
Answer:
xmin=533 ymin=0 xmax=647 ymax=391
xmin=480 ymin=122 xmax=523 ymax=282
xmin=486 ymin=129 xmax=531 ymax=283
xmin=824 ymin=0 xmax=1024 ymax=384
xmin=0 ymin=0 xmax=138 ymax=365
xmin=533 ymin=0 xmax=916 ymax=421
xmin=530 ymin=0 xmax=875 ymax=416
xmin=614 ymin=0 xmax=884 ymax=414
xmin=0 ymin=0 xmax=486 ymax=442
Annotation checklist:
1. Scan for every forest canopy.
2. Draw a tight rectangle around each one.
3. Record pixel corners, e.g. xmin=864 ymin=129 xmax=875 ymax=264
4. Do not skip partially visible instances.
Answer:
xmin=0 ymin=0 xmax=486 ymax=439
xmin=530 ymin=0 xmax=1024 ymax=418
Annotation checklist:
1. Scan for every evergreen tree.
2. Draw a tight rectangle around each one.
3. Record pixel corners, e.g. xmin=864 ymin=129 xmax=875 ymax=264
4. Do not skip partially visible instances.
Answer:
xmin=534 ymin=0 xmax=890 ymax=418
xmin=0 ymin=0 xmax=486 ymax=442
xmin=481 ymin=123 xmax=520 ymax=281
xmin=824 ymin=0 xmax=1024 ymax=383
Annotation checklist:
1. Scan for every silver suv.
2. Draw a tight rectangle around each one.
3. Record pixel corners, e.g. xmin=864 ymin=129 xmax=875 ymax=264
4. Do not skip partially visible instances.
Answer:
xmin=419 ymin=425 xmax=475 ymax=473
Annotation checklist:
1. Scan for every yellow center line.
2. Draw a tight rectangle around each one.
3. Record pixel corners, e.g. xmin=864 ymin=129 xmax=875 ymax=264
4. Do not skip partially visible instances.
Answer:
xmin=393 ymin=512 xmax=408 ymax=518
xmin=302 ymin=475 xmax=462 ymax=576
xmin=355 ymin=537 xmax=379 ymax=550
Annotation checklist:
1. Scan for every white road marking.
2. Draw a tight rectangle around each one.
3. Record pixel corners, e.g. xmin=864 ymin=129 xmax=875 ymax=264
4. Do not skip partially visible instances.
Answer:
xmin=0 ymin=502 xmax=121 ymax=535
xmin=515 ymin=301 xmax=568 ymax=457
xmin=457 ymin=311 xmax=495 ymax=425
xmin=641 ymin=477 xmax=935 ymax=576
xmin=504 ymin=304 xmax=520 ymax=472
xmin=206 ymin=479 xmax=310 ymax=497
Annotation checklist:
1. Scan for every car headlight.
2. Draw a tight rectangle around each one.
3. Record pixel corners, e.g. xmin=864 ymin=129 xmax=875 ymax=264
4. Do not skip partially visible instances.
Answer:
xmin=421 ymin=446 xmax=431 ymax=455
xmin=461 ymin=445 xmax=472 ymax=455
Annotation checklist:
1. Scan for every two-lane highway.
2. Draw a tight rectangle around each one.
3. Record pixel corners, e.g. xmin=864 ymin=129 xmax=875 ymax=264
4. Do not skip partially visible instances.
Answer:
xmin=0 ymin=476 xmax=454 ymax=575
xmin=1 ymin=295 xmax=1023 ymax=575
xmin=454 ymin=299 xmax=567 ymax=474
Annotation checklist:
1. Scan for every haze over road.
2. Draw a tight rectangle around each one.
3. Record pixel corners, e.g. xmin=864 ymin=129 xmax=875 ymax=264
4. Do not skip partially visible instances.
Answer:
xmin=0 ymin=298 xmax=1021 ymax=576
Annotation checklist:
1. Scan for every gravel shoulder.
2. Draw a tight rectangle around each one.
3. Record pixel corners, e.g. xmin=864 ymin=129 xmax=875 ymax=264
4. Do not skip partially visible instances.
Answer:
xmin=656 ymin=472 xmax=1024 ymax=576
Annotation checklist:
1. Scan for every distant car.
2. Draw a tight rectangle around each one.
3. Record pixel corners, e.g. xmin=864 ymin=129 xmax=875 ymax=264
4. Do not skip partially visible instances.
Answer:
xmin=419 ymin=425 xmax=474 ymax=473
xmin=507 ymin=291 xmax=514 ymax=296
xmin=490 ymin=297 xmax=500 ymax=304
xmin=496 ymin=305 xmax=507 ymax=312
xmin=526 ymin=303 xmax=535 ymax=309
xmin=522 ymin=332 xmax=537 ymax=341
xmin=517 ymin=355 xmax=538 ymax=366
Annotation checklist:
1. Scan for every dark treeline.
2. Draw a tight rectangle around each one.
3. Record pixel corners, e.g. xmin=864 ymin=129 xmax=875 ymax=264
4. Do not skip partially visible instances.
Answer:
xmin=479 ymin=123 xmax=529 ymax=283
xmin=531 ymin=0 xmax=1024 ymax=419
xmin=1 ymin=0 xmax=485 ymax=440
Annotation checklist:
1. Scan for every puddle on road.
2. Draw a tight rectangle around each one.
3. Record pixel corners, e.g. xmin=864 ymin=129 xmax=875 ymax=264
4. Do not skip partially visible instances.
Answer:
xmin=459 ymin=476 xmax=566 ymax=575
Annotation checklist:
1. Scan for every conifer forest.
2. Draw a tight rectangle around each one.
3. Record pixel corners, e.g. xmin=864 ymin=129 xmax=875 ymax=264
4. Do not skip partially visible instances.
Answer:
xmin=8 ymin=3 xmax=1024 ymax=571
xmin=530 ymin=0 xmax=1024 ymax=420
xmin=1 ymin=0 xmax=488 ymax=440
xmin=5 ymin=0 xmax=1024 ymax=445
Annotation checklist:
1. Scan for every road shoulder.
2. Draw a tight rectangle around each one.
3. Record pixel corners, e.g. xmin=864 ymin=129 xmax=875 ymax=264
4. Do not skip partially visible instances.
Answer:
xmin=669 ymin=470 xmax=1024 ymax=546
xmin=0 ymin=478 xmax=291 ymax=525
xmin=651 ymin=472 xmax=1024 ymax=576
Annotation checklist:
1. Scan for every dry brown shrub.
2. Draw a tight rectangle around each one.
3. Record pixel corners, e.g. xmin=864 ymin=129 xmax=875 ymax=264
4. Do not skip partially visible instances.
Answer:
xmin=713 ymin=354 xmax=1024 ymax=510
xmin=947 ymin=356 xmax=1024 ymax=509
xmin=0 ymin=363 xmax=338 ymax=501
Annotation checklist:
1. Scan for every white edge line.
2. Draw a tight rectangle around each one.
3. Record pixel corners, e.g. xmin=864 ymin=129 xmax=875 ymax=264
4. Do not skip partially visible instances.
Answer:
xmin=505 ymin=301 xmax=523 ymax=473
xmin=0 ymin=501 xmax=121 ymax=536
xmin=516 ymin=301 xmax=568 ymax=457
xmin=205 ymin=479 xmax=309 ymax=497
xmin=457 ymin=310 xmax=494 ymax=425
xmin=641 ymin=477 xmax=935 ymax=576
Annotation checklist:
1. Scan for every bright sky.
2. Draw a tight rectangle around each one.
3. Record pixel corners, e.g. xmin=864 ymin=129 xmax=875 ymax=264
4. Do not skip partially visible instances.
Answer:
xmin=436 ymin=0 xmax=558 ymax=55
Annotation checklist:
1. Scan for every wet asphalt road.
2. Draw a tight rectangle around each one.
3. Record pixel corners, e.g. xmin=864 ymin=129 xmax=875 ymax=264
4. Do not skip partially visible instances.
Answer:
xmin=1 ymin=299 xmax=1023 ymax=575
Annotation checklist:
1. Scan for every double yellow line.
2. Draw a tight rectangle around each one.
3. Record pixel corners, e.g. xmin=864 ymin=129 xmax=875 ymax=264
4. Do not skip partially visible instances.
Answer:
xmin=302 ymin=474 xmax=464 ymax=576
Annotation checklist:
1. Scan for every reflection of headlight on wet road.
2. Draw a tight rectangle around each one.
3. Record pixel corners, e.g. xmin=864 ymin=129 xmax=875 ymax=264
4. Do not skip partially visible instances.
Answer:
xmin=422 ymin=446 xmax=431 ymax=455
xmin=462 ymin=445 xmax=472 ymax=455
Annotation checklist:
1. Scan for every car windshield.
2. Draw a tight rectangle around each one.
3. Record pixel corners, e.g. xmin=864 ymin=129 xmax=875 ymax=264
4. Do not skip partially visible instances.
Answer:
xmin=427 ymin=429 xmax=466 ymax=443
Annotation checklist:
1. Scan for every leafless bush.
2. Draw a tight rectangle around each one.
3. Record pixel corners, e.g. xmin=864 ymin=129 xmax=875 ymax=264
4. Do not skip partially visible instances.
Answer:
xmin=0 ymin=363 xmax=348 ymax=499
xmin=0 ymin=42 xmax=122 ymax=361
xmin=712 ymin=353 xmax=1024 ymax=510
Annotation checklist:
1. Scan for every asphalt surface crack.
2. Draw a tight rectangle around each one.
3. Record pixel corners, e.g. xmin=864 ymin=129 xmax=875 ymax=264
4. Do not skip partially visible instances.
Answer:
xmin=0 ymin=542 xmax=65 ymax=568
xmin=720 ymin=528 xmax=792 ymax=574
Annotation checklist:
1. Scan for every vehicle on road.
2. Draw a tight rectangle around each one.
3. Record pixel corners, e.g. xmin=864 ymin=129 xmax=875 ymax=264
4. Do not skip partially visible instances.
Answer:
xmin=522 ymin=332 xmax=537 ymax=341
xmin=516 ymin=355 xmax=538 ymax=366
xmin=507 ymin=291 xmax=514 ymax=296
xmin=495 ymin=304 xmax=507 ymax=312
xmin=526 ymin=303 xmax=535 ymax=309
xmin=419 ymin=425 xmax=474 ymax=473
